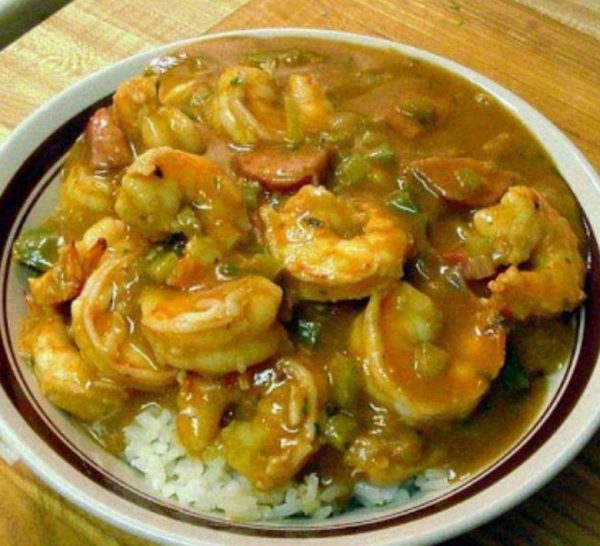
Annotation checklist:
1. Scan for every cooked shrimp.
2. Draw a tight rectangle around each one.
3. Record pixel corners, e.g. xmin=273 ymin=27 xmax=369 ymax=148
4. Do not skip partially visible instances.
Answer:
xmin=28 ymin=218 xmax=145 ymax=305
xmin=465 ymin=185 xmax=585 ymax=319
xmin=58 ymin=142 xmax=119 ymax=232
xmin=351 ymin=282 xmax=506 ymax=425
xmin=345 ymin=411 xmax=431 ymax=485
xmin=260 ymin=185 xmax=412 ymax=301
xmin=221 ymin=356 xmax=326 ymax=490
xmin=286 ymin=74 xmax=333 ymax=133
xmin=71 ymin=255 xmax=177 ymax=390
xmin=411 ymin=157 xmax=517 ymax=207
xmin=28 ymin=239 xmax=106 ymax=305
xmin=177 ymin=372 xmax=242 ymax=456
xmin=115 ymin=147 xmax=249 ymax=249
xmin=113 ymin=75 xmax=159 ymax=142
xmin=76 ymin=217 xmax=146 ymax=258
xmin=157 ymin=60 xmax=213 ymax=107
xmin=140 ymin=106 xmax=205 ymax=154
xmin=21 ymin=307 xmax=127 ymax=421
xmin=139 ymin=275 xmax=286 ymax=375
xmin=113 ymin=73 xmax=206 ymax=153
xmin=209 ymin=66 xmax=284 ymax=145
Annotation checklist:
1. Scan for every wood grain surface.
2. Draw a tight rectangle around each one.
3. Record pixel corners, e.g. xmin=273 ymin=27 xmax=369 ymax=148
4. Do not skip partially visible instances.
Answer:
xmin=0 ymin=1 xmax=599 ymax=544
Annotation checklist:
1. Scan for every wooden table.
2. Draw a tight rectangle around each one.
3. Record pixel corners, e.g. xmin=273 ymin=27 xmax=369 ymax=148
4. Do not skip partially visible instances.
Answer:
xmin=0 ymin=1 xmax=599 ymax=544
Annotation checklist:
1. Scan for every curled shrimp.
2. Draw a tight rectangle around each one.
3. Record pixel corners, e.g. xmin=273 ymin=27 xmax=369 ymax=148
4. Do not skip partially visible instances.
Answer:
xmin=115 ymin=147 xmax=249 ymax=249
xmin=260 ymin=185 xmax=412 ymax=301
xmin=71 ymin=255 xmax=177 ymax=390
xmin=139 ymin=106 xmax=206 ymax=154
xmin=157 ymin=59 xmax=213 ymax=107
xmin=345 ymin=409 xmax=432 ymax=485
xmin=28 ymin=218 xmax=146 ymax=305
xmin=466 ymin=185 xmax=585 ymax=319
xmin=57 ymin=141 xmax=119 ymax=233
xmin=351 ymin=281 xmax=506 ymax=425
xmin=177 ymin=372 xmax=241 ymax=456
xmin=209 ymin=66 xmax=284 ymax=145
xmin=21 ymin=307 xmax=127 ymax=421
xmin=286 ymin=73 xmax=333 ymax=133
xmin=28 ymin=239 xmax=106 ymax=305
xmin=77 ymin=217 xmax=147 ymax=259
xmin=113 ymin=75 xmax=204 ymax=153
xmin=139 ymin=275 xmax=286 ymax=375
xmin=113 ymin=75 xmax=159 ymax=142
xmin=221 ymin=357 xmax=326 ymax=490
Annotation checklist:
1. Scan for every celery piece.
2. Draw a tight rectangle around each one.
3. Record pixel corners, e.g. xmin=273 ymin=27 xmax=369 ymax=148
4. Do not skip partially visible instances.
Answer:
xmin=144 ymin=249 xmax=179 ymax=283
xmin=367 ymin=143 xmax=396 ymax=166
xmin=217 ymin=262 xmax=242 ymax=278
xmin=13 ymin=228 xmax=61 ymax=272
xmin=387 ymin=189 xmax=421 ymax=214
xmin=243 ymin=52 xmax=277 ymax=73
xmin=358 ymin=130 xmax=385 ymax=148
xmin=285 ymin=95 xmax=304 ymax=146
xmin=240 ymin=179 xmax=263 ymax=210
xmin=186 ymin=236 xmax=221 ymax=266
xmin=324 ymin=414 xmax=358 ymax=450
xmin=175 ymin=206 xmax=202 ymax=236
xmin=335 ymin=152 xmax=369 ymax=187
xmin=327 ymin=355 xmax=359 ymax=409
xmin=242 ymin=253 xmax=282 ymax=280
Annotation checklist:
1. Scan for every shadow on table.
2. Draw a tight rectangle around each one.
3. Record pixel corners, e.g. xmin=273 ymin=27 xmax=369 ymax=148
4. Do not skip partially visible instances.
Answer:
xmin=0 ymin=0 xmax=71 ymax=50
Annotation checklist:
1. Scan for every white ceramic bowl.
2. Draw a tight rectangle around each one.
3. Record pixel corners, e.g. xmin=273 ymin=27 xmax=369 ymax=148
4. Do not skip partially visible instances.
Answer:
xmin=0 ymin=29 xmax=599 ymax=546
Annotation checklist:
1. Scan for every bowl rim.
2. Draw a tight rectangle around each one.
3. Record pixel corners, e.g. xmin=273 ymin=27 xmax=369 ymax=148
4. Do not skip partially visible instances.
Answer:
xmin=0 ymin=27 xmax=599 ymax=546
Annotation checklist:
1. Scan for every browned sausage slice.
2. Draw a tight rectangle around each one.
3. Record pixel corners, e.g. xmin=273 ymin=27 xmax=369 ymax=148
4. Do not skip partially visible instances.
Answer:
xmin=410 ymin=157 xmax=517 ymax=207
xmin=235 ymin=146 xmax=330 ymax=191
xmin=85 ymin=107 xmax=133 ymax=170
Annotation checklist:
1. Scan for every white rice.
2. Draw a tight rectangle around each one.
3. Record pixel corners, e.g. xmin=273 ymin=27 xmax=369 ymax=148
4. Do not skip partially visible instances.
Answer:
xmin=123 ymin=407 xmax=452 ymax=521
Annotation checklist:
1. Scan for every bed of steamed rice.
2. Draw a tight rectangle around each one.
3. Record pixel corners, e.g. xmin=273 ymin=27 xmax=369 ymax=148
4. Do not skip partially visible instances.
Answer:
xmin=123 ymin=407 xmax=453 ymax=521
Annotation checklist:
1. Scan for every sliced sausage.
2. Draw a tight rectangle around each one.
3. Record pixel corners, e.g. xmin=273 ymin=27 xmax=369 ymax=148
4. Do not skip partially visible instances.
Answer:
xmin=410 ymin=157 xmax=517 ymax=207
xmin=235 ymin=146 xmax=330 ymax=191
xmin=85 ymin=107 xmax=133 ymax=170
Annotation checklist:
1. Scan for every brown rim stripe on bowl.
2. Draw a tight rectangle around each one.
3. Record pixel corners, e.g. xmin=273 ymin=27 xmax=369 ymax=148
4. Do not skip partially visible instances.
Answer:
xmin=0 ymin=99 xmax=598 ymax=538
